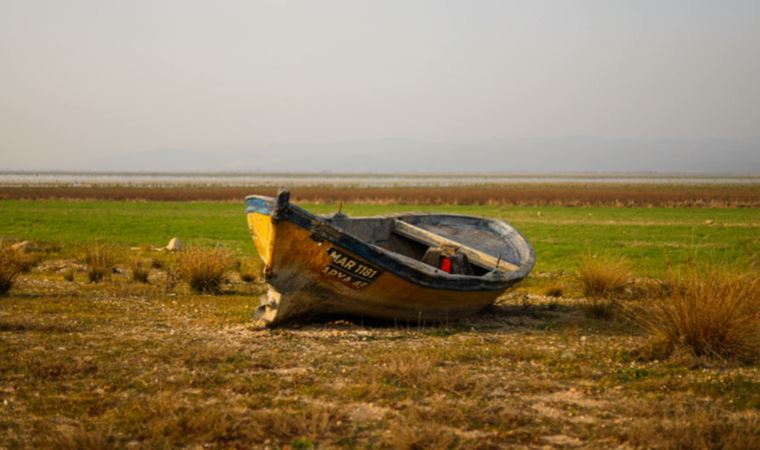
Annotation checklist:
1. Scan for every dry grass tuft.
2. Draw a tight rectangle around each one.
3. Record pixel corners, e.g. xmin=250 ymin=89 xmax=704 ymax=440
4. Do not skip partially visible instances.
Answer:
xmin=62 ymin=269 xmax=75 ymax=282
xmin=578 ymin=255 xmax=632 ymax=298
xmin=83 ymin=245 xmax=117 ymax=283
xmin=117 ymin=397 xmax=346 ymax=447
xmin=581 ymin=297 xmax=617 ymax=320
xmin=380 ymin=354 xmax=436 ymax=389
xmin=371 ymin=351 xmax=474 ymax=397
xmin=577 ymin=255 xmax=632 ymax=319
xmin=622 ymin=404 xmax=760 ymax=450
xmin=630 ymin=267 xmax=760 ymax=363
xmin=240 ymin=273 xmax=256 ymax=283
xmin=544 ymin=281 xmax=564 ymax=298
xmin=130 ymin=260 xmax=150 ymax=283
xmin=37 ymin=425 xmax=114 ymax=450
xmin=0 ymin=244 xmax=23 ymax=295
xmin=627 ymin=278 xmax=673 ymax=301
xmin=251 ymin=405 xmax=343 ymax=444
xmin=163 ymin=267 xmax=181 ymax=292
xmin=179 ymin=247 xmax=231 ymax=293
xmin=14 ymin=253 xmax=39 ymax=274
xmin=383 ymin=420 xmax=460 ymax=450
xmin=237 ymin=257 xmax=262 ymax=283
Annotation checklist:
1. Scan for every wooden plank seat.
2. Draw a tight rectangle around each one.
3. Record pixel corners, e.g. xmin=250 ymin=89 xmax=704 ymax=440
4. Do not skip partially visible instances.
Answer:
xmin=392 ymin=219 xmax=519 ymax=272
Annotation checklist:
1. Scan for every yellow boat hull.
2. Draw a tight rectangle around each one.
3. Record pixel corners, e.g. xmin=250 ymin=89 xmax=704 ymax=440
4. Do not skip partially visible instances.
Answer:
xmin=245 ymin=192 xmax=534 ymax=326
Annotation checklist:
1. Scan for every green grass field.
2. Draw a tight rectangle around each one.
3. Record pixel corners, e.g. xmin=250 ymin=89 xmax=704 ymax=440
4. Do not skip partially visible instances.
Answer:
xmin=1 ymin=199 xmax=758 ymax=276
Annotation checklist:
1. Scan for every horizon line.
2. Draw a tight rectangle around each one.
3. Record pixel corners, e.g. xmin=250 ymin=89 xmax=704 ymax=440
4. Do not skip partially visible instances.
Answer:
xmin=2 ymin=170 xmax=760 ymax=178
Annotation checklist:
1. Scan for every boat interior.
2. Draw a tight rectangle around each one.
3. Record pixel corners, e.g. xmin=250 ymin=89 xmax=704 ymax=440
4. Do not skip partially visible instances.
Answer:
xmin=327 ymin=214 xmax=521 ymax=276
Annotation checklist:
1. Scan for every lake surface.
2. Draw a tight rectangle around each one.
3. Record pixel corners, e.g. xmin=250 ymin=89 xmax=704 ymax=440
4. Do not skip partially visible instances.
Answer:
xmin=1 ymin=172 xmax=759 ymax=187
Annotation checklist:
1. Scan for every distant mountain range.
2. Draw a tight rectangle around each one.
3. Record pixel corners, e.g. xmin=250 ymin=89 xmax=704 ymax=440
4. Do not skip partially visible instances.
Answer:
xmin=34 ymin=136 xmax=760 ymax=174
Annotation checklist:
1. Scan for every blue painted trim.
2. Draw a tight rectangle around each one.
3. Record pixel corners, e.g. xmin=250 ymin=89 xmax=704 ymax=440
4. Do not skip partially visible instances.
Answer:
xmin=245 ymin=196 xmax=274 ymax=215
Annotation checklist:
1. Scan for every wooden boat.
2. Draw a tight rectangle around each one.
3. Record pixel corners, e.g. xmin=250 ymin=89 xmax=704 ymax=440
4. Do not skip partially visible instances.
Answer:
xmin=245 ymin=190 xmax=535 ymax=326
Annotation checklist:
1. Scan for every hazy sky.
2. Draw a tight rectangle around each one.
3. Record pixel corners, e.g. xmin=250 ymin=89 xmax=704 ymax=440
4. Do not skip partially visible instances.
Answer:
xmin=1 ymin=1 xmax=759 ymax=172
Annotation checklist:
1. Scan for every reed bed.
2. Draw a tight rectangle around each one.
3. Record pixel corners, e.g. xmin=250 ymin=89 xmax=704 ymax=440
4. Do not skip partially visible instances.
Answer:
xmin=2 ymin=183 xmax=760 ymax=207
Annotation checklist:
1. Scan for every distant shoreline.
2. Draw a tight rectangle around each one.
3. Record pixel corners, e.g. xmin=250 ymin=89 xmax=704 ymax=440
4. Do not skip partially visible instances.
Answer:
xmin=2 ymin=170 xmax=759 ymax=178
xmin=1 ymin=172 xmax=759 ymax=188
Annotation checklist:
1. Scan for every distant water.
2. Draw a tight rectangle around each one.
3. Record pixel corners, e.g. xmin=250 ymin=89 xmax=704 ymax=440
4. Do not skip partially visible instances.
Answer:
xmin=1 ymin=172 xmax=759 ymax=187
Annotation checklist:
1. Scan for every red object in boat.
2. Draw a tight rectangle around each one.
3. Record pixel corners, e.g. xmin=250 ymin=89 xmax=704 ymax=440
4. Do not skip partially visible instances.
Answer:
xmin=440 ymin=256 xmax=452 ymax=273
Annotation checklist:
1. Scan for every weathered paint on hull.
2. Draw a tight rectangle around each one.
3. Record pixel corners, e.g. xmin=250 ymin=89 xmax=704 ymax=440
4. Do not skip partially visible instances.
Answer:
xmin=249 ymin=215 xmax=502 ymax=325
xmin=247 ymin=211 xmax=275 ymax=268
xmin=246 ymin=201 xmax=520 ymax=326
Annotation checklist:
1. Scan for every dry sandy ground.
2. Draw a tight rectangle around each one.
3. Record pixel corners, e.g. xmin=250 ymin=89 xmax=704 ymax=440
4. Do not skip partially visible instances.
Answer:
xmin=0 ymin=272 xmax=758 ymax=449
